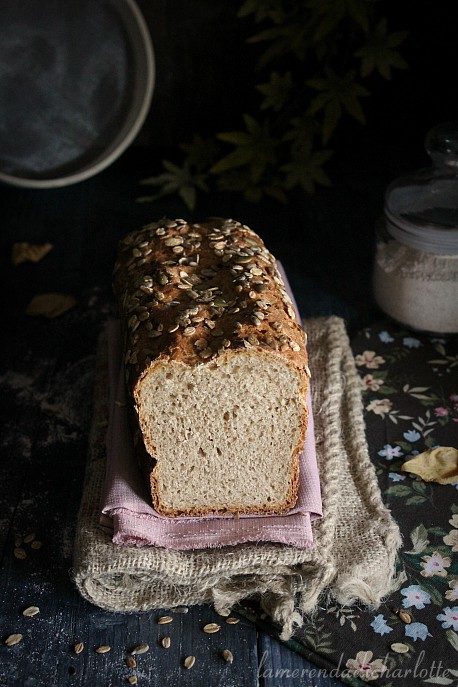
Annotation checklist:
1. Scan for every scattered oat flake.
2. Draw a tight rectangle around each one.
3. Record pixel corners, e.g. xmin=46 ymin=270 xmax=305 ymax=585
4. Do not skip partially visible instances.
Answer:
xmin=5 ymin=634 xmax=23 ymax=647
xmin=131 ymin=643 xmax=149 ymax=655
xmin=225 ymin=617 xmax=240 ymax=625
xmin=161 ymin=637 xmax=171 ymax=648
xmin=30 ymin=540 xmax=42 ymax=550
xmin=22 ymin=606 xmax=39 ymax=617
xmin=26 ymin=293 xmax=77 ymax=318
xmin=127 ymin=676 xmax=138 ymax=685
xmin=95 ymin=645 xmax=111 ymax=654
xmin=203 ymin=623 xmax=220 ymax=634
xmin=23 ymin=533 xmax=35 ymax=544
xmin=184 ymin=655 xmax=195 ymax=669
xmin=14 ymin=548 xmax=27 ymax=560
xmin=12 ymin=242 xmax=53 ymax=266
xmin=401 ymin=447 xmax=458 ymax=484
xmin=222 ymin=649 xmax=234 ymax=663
xmin=74 ymin=642 xmax=84 ymax=654
xmin=157 ymin=615 xmax=173 ymax=624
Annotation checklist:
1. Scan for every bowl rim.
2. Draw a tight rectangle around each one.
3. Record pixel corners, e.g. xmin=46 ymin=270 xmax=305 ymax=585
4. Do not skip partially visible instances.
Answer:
xmin=0 ymin=0 xmax=155 ymax=189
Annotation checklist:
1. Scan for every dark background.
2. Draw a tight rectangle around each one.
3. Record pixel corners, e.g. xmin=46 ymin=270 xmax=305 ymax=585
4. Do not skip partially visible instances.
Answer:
xmin=0 ymin=4 xmax=457 ymax=686
xmin=1 ymin=0 xmax=457 ymax=333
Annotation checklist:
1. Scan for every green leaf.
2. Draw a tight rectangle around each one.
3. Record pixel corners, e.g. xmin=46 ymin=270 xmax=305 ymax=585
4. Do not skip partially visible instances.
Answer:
xmin=385 ymin=484 xmax=411 ymax=497
xmin=307 ymin=69 xmax=369 ymax=142
xmin=412 ymin=480 xmax=427 ymax=494
xmin=355 ymin=19 xmax=408 ymax=80
xmin=180 ymin=135 xmax=220 ymax=171
xmin=213 ymin=115 xmax=278 ymax=183
xmin=248 ymin=23 xmax=309 ymax=66
xmin=405 ymin=524 xmax=429 ymax=553
xmin=447 ymin=629 xmax=458 ymax=651
xmin=256 ymin=71 xmax=293 ymax=111
xmin=428 ymin=527 xmax=448 ymax=536
xmin=281 ymin=141 xmax=332 ymax=194
xmin=238 ymin=0 xmax=284 ymax=23
xmin=379 ymin=385 xmax=397 ymax=394
xmin=138 ymin=158 xmax=208 ymax=210
xmin=406 ymin=495 xmax=427 ymax=505
xmin=418 ymin=581 xmax=443 ymax=606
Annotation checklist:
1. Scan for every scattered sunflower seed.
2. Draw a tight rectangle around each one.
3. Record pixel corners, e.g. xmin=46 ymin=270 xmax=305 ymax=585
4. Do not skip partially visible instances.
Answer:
xmin=5 ymin=634 xmax=23 ymax=647
xmin=127 ymin=676 xmax=138 ymax=685
xmin=14 ymin=548 xmax=26 ymax=560
xmin=172 ymin=245 xmax=184 ymax=254
xmin=74 ymin=642 xmax=84 ymax=655
xmin=173 ymin=606 xmax=189 ymax=614
xmin=184 ymin=656 xmax=196 ymax=669
xmin=225 ymin=617 xmax=240 ymax=625
xmin=398 ymin=611 xmax=412 ymax=624
xmin=161 ymin=636 xmax=171 ymax=649
xmin=157 ymin=615 xmax=173 ymax=625
xmin=24 ymin=532 xmax=36 ymax=543
xmin=131 ymin=643 xmax=149 ymax=655
xmin=391 ymin=642 xmax=409 ymax=654
xmin=203 ymin=623 xmax=221 ymax=634
xmin=22 ymin=606 xmax=39 ymax=617
xmin=95 ymin=645 xmax=111 ymax=654
xmin=125 ymin=656 xmax=137 ymax=669
xmin=183 ymin=327 xmax=196 ymax=336
xmin=222 ymin=649 xmax=234 ymax=664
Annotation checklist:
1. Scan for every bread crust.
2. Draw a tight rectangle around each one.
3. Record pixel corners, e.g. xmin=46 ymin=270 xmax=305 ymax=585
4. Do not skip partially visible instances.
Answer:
xmin=113 ymin=218 xmax=310 ymax=517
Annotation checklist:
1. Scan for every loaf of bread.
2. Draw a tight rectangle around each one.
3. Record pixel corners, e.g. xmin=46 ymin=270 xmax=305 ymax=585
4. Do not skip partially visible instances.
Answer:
xmin=113 ymin=218 xmax=310 ymax=517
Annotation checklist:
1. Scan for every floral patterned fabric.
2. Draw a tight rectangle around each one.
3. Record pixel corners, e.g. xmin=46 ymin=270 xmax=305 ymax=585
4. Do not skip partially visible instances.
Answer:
xmin=244 ymin=320 xmax=458 ymax=686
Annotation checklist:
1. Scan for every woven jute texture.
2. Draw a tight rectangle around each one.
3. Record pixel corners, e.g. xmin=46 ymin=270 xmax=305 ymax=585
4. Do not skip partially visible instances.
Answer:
xmin=72 ymin=316 xmax=403 ymax=640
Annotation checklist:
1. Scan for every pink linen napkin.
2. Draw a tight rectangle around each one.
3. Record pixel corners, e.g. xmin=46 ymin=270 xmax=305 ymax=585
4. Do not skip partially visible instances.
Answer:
xmin=100 ymin=263 xmax=322 ymax=549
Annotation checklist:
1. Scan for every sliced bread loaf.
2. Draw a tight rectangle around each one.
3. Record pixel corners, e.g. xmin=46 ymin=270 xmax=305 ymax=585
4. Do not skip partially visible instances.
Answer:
xmin=113 ymin=218 xmax=310 ymax=517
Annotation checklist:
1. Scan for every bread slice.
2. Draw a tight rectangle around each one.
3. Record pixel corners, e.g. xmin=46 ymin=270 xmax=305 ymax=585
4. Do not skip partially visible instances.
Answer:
xmin=114 ymin=218 xmax=310 ymax=517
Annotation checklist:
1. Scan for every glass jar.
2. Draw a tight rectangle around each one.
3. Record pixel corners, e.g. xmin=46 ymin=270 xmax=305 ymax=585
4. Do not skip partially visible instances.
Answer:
xmin=373 ymin=122 xmax=458 ymax=334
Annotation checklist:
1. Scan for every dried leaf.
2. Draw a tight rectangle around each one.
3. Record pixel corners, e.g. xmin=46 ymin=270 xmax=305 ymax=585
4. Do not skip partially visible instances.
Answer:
xmin=12 ymin=242 xmax=53 ymax=266
xmin=401 ymin=447 xmax=458 ymax=485
xmin=26 ymin=293 xmax=76 ymax=319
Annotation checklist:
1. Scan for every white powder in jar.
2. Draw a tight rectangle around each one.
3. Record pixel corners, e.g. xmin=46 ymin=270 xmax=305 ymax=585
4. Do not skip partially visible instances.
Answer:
xmin=373 ymin=240 xmax=458 ymax=333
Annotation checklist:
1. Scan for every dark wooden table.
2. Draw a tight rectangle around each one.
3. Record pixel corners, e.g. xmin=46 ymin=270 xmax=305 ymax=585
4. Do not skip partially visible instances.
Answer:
xmin=0 ymin=148 xmax=384 ymax=687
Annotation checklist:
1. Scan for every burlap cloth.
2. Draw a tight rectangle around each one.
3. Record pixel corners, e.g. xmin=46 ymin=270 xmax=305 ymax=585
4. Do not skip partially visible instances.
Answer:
xmin=72 ymin=316 xmax=403 ymax=640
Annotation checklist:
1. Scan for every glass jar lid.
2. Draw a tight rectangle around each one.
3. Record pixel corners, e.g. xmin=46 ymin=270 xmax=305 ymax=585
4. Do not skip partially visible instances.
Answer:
xmin=384 ymin=122 xmax=458 ymax=255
